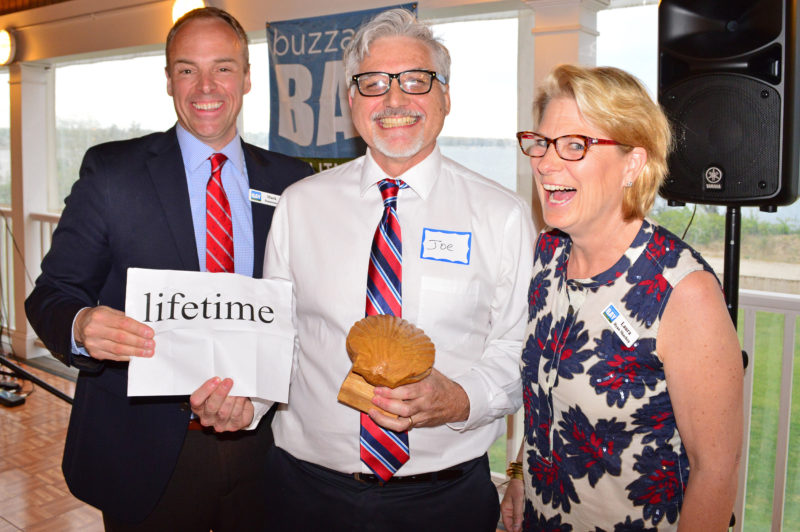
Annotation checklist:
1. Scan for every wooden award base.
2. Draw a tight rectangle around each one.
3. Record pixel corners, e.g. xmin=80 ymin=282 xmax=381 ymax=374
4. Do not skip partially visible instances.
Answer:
xmin=337 ymin=371 xmax=397 ymax=418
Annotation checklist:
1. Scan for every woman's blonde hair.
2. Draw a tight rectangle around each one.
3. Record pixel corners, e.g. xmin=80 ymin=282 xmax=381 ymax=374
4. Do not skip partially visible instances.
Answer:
xmin=533 ymin=64 xmax=672 ymax=220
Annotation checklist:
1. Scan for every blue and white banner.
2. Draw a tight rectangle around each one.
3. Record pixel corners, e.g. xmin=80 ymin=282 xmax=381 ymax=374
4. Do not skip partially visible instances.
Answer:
xmin=267 ymin=4 xmax=416 ymax=168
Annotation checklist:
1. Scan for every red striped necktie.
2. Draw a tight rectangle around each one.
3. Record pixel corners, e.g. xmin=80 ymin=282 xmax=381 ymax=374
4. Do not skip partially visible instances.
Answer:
xmin=360 ymin=178 xmax=410 ymax=482
xmin=205 ymin=153 xmax=234 ymax=273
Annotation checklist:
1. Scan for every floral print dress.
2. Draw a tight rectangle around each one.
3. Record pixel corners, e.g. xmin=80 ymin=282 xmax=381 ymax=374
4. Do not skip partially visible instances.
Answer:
xmin=521 ymin=219 xmax=717 ymax=531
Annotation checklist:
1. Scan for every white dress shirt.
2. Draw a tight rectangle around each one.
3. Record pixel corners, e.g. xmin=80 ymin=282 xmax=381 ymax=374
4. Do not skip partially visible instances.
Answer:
xmin=261 ymin=146 xmax=535 ymax=475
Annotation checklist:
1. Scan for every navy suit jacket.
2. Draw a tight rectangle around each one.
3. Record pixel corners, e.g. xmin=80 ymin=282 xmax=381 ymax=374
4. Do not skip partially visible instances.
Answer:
xmin=24 ymin=127 xmax=313 ymax=522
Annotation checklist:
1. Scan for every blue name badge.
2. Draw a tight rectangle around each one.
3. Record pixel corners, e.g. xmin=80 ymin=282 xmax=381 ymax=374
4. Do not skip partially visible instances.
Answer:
xmin=420 ymin=228 xmax=471 ymax=265
xmin=249 ymin=189 xmax=280 ymax=207
xmin=602 ymin=304 xmax=620 ymax=323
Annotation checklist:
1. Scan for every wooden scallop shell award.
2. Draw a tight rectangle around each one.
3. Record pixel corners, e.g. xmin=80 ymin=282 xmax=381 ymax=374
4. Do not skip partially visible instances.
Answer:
xmin=337 ymin=315 xmax=435 ymax=418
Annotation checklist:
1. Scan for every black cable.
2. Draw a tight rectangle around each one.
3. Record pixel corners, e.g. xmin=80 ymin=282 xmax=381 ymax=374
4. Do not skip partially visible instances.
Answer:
xmin=681 ymin=204 xmax=697 ymax=240
xmin=0 ymin=209 xmax=37 ymax=287
xmin=0 ymin=354 xmax=71 ymax=404
xmin=0 ymin=209 xmax=40 ymax=401
xmin=0 ymin=212 xmax=72 ymax=403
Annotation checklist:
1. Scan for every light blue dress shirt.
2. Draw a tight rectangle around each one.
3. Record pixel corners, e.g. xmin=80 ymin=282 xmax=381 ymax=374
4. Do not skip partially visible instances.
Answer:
xmin=176 ymin=124 xmax=254 ymax=276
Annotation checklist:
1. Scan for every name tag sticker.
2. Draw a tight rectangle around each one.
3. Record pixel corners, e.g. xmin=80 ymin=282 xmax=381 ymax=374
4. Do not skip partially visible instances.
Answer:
xmin=602 ymin=303 xmax=639 ymax=347
xmin=420 ymin=228 xmax=471 ymax=265
xmin=249 ymin=189 xmax=280 ymax=207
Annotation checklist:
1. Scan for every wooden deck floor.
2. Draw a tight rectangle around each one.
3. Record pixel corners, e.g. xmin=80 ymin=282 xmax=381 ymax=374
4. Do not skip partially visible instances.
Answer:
xmin=0 ymin=360 xmax=103 ymax=531
xmin=0 ymin=359 xmax=507 ymax=531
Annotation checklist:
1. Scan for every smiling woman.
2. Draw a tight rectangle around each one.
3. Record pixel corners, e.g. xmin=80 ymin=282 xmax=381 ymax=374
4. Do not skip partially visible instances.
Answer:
xmin=501 ymin=64 xmax=743 ymax=532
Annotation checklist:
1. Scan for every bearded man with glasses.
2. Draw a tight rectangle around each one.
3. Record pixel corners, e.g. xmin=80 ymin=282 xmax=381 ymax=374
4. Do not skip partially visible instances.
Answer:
xmin=251 ymin=7 xmax=535 ymax=531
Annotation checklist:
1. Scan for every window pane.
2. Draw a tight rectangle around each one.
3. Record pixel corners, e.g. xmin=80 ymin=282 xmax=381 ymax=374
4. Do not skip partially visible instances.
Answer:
xmin=242 ymin=40 xmax=269 ymax=149
xmin=54 ymin=54 xmax=174 ymax=211
xmin=785 ymin=317 xmax=800 ymax=530
xmin=0 ymin=69 xmax=8 ymax=206
xmin=597 ymin=5 xmax=658 ymax=95
xmin=433 ymin=18 xmax=518 ymax=192
xmin=488 ymin=433 xmax=506 ymax=476
xmin=741 ymin=311 xmax=798 ymax=530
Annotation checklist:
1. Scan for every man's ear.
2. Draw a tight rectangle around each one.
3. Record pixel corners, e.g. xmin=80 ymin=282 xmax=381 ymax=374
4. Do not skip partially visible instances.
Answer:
xmin=165 ymin=67 xmax=173 ymax=97
xmin=243 ymin=66 xmax=252 ymax=96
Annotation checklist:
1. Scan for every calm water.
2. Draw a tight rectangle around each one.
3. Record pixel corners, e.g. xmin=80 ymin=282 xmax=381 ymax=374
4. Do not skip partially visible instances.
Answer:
xmin=439 ymin=137 xmax=518 ymax=193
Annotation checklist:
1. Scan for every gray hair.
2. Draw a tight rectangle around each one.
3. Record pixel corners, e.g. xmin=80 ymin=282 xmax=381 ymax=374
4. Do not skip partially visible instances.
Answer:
xmin=343 ymin=8 xmax=450 ymax=90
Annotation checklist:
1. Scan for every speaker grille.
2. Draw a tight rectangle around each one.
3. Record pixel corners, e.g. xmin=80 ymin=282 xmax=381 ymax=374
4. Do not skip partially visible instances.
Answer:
xmin=662 ymin=74 xmax=781 ymax=204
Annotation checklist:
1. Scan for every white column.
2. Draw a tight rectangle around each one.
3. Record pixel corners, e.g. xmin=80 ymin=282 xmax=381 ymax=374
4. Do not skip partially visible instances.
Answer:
xmin=524 ymin=0 xmax=609 ymax=82
xmin=517 ymin=0 xmax=608 ymax=227
xmin=516 ymin=8 xmax=536 ymax=218
xmin=9 ymin=63 xmax=54 ymax=358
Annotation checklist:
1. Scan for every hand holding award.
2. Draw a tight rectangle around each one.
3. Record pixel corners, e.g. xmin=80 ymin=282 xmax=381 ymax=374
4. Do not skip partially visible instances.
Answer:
xmin=337 ymin=315 xmax=435 ymax=417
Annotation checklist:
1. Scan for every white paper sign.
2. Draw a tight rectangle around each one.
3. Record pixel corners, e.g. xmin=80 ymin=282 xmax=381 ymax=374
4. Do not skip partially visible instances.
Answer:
xmin=419 ymin=228 xmax=472 ymax=265
xmin=125 ymin=268 xmax=295 ymax=403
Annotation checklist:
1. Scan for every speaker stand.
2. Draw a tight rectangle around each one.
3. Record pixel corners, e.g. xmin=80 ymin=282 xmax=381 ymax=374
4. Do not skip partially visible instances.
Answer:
xmin=0 ymin=354 xmax=74 ymax=404
xmin=723 ymin=206 xmax=749 ymax=370
xmin=723 ymin=207 xmax=741 ymax=325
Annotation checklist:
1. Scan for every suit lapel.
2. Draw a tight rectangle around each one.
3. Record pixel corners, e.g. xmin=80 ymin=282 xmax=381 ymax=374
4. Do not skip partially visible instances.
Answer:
xmin=146 ymin=128 xmax=200 ymax=271
xmin=243 ymin=142 xmax=272 ymax=279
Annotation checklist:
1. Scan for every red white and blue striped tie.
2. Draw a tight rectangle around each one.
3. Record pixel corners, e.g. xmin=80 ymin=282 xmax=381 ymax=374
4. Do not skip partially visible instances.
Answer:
xmin=206 ymin=153 xmax=233 ymax=273
xmin=360 ymin=178 xmax=410 ymax=481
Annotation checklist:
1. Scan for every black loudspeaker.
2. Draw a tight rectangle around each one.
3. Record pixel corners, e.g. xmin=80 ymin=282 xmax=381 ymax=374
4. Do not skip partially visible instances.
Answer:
xmin=658 ymin=0 xmax=800 ymax=208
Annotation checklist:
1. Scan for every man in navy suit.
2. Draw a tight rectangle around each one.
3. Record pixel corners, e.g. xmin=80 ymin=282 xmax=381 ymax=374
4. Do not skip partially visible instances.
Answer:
xmin=24 ymin=7 xmax=312 ymax=530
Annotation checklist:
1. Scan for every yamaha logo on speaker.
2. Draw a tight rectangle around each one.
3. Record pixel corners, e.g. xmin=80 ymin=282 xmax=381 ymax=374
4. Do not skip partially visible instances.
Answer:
xmin=704 ymin=166 xmax=724 ymax=191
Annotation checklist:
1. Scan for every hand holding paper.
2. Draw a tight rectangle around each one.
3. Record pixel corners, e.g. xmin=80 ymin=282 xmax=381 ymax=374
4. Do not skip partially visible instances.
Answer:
xmin=74 ymin=305 xmax=155 ymax=362
xmin=189 ymin=377 xmax=255 ymax=432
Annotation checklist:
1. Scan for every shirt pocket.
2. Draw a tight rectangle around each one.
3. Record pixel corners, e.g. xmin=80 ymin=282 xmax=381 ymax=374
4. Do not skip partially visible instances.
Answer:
xmin=417 ymin=276 xmax=481 ymax=359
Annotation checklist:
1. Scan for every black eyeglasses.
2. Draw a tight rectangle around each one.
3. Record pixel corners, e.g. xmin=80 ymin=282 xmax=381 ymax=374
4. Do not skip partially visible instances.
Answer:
xmin=351 ymin=70 xmax=447 ymax=97
xmin=516 ymin=131 xmax=625 ymax=161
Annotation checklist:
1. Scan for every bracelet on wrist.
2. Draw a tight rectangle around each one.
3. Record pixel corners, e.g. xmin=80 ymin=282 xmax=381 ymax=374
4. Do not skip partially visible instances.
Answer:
xmin=506 ymin=460 xmax=523 ymax=480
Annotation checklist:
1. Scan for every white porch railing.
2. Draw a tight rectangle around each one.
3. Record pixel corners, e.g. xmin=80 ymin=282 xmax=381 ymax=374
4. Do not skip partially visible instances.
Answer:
xmin=0 ymin=207 xmax=13 ymax=331
xmin=31 ymin=211 xmax=60 ymax=262
xmin=0 ymin=210 xmax=59 ymax=335
xmin=736 ymin=289 xmax=799 ymax=532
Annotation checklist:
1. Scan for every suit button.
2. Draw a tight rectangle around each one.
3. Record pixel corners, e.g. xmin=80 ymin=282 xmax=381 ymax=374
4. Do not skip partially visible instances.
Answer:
xmin=179 ymin=401 xmax=190 ymax=412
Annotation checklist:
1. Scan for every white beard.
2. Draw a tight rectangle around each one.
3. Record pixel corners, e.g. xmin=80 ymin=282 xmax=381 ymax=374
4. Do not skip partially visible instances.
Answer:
xmin=372 ymin=129 xmax=425 ymax=160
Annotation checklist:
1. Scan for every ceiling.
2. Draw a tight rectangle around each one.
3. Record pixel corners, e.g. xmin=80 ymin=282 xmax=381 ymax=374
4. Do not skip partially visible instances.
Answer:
xmin=0 ymin=0 xmax=71 ymax=17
